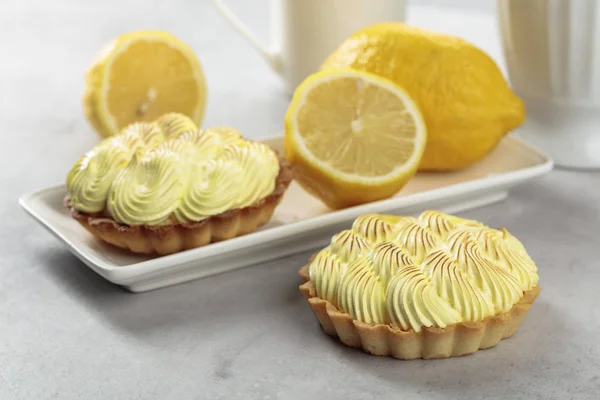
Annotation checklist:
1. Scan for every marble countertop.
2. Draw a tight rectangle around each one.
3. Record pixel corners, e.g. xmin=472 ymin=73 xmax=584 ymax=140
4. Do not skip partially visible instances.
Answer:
xmin=2 ymin=1 xmax=599 ymax=399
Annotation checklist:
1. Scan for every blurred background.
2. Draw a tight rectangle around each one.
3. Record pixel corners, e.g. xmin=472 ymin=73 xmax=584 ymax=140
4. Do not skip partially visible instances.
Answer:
xmin=0 ymin=0 xmax=497 ymax=190
xmin=0 ymin=0 xmax=495 ymax=153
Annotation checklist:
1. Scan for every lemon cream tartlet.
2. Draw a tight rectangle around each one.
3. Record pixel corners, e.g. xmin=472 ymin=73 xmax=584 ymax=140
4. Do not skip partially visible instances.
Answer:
xmin=299 ymin=211 xmax=540 ymax=359
xmin=66 ymin=113 xmax=292 ymax=255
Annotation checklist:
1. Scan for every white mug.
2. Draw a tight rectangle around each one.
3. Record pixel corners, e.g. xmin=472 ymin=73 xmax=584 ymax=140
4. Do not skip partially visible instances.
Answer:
xmin=498 ymin=0 xmax=600 ymax=169
xmin=210 ymin=0 xmax=407 ymax=95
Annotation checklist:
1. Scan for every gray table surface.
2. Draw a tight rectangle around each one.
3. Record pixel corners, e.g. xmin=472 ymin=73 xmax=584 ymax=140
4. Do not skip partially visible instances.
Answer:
xmin=2 ymin=0 xmax=599 ymax=399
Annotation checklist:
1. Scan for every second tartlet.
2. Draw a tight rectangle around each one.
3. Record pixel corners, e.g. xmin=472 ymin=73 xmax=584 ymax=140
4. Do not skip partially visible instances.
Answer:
xmin=299 ymin=210 xmax=540 ymax=359
xmin=66 ymin=113 xmax=293 ymax=255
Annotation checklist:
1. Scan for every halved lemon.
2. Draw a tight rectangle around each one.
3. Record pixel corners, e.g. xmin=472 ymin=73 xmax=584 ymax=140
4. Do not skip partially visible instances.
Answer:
xmin=83 ymin=30 xmax=207 ymax=138
xmin=284 ymin=69 xmax=427 ymax=209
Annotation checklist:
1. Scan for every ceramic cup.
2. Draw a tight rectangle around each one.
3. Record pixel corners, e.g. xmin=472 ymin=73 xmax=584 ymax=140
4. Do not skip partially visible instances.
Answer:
xmin=498 ymin=0 xmax=600 ymax=169
xmin=210 ymin=0 xmax=407 ymax=95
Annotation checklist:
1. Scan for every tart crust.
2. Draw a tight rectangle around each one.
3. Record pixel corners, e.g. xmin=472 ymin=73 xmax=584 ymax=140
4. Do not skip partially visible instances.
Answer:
xmin=299 ymin=264 xmax=540 ymax=360
xmin=66 ymin=155 xmax=293 ymax=255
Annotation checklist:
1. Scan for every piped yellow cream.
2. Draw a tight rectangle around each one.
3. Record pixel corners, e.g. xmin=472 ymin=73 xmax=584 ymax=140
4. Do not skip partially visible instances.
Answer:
xmin=67 ymin=114 xmax=280 ymax=226
xmin=307 ymin=211 xmax=539 ymax=332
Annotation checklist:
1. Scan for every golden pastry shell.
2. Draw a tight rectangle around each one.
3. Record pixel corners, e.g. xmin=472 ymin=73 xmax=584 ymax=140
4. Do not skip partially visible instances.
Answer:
xmin=299 ymin=263 xmax=540 ymax=360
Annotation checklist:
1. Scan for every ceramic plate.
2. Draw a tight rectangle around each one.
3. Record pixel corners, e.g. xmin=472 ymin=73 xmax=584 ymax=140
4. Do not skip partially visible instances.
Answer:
xmin=20 ymin=133 xmax=553 ymax=292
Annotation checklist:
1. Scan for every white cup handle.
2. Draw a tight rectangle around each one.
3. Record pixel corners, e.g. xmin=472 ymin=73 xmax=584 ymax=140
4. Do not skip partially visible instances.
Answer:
xmin=210 ymin=0 xmax=283 ymax=73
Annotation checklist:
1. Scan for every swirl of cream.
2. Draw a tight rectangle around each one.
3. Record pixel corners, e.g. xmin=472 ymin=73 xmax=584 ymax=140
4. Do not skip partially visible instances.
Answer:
xmin=67 ymin=144 xmax=129 ymax=213
xmin=174 ymin=129 xmax=244 ymax=166
xmin=174 ymin=157 xmax=242 ymax=223
xmin=421 ymin=249 xmax=495 ymax=322
xmin=155 ymin=113 xmax=197 ymax=139
xmin=393 ymin=220 xmax=439 ymax=263
xmin=206 ymin=127 xmax=246 ymax=146
xmin=418 ymin=210 xmax=458 ymax=239
xmin=309 ymin=212 xmax=541 ymax=331
xmin=370 ymin=241 xmax=415 ymax=287
xmin=168 ymin=129 xmax=222 ymax=165
xmin=385 ymin=266 xmax=462 ymax=332
xmin=67 ymin=123 xmax=163 ymax=213
xmin=308 ymin=248 xmax=343 ymax=307
xmin=67 ymin=116 xmax=281 ymax=225
xmin=418 ymin=210 xmax=485 ymax=239
xmin=329 ymin=230 xmax=370 ymax=264
xmin=351 ymin=214 xmax=402 ymax=244
xmin=107 ymin=143 xmax=186 ymax=225
xmin=191 ymin=130 xmax=225 ymax=158
xmin=337 ymin=257 xmax=388 ymax=324
xmin=221 ymin=143 xmax=279 ymax=210
xmin=447 ymin=233 xmax=523 ymax=313
xmin=121 ymin=122 xmax=165 ymax=153
xmin=473 ymin=228 xmax=539 ymax=291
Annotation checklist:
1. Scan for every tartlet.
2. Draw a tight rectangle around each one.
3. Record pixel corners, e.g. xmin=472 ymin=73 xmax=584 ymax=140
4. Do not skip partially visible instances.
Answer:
xmin=66 ymin=113 xmax=293 ymax=255
xmin=299 ymin=211 xmax=540 ymax=359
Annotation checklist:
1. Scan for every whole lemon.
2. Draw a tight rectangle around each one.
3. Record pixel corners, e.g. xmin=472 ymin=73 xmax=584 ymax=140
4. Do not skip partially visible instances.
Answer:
xmin=321 ymin=23 xmax=525 ymax=171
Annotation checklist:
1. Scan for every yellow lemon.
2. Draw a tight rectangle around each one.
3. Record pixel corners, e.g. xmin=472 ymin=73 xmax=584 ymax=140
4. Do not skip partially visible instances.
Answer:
xmin=321 ymin=23 xmax=525 ymax=171
xmin=83 ymin=31 xmax=207 ymax=138
xmin=284 ymin=69 xmax=427 ymax=209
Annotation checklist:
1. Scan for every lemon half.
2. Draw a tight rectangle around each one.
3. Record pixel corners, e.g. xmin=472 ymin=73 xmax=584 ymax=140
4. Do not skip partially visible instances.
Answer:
xmin=284 ymin=69 xmax=427 ymax=209
xmin=83 ymin=30 xmax=207 ymax=138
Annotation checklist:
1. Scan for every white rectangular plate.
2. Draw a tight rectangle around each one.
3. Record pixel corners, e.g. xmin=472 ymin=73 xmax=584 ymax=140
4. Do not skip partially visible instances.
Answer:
xmin=20 ymin=133 xmax=552 ymax=292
